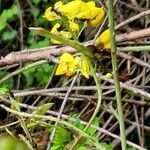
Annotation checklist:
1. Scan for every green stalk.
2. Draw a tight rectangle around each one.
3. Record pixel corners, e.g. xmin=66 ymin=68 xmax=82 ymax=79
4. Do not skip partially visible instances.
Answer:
xmin=117 ymin=45 xmax=150 ymax=52
xmin=69 ymin=63 xmax=103 ymax=150
xmin=108 ymin=0 xmax=127 ymax=150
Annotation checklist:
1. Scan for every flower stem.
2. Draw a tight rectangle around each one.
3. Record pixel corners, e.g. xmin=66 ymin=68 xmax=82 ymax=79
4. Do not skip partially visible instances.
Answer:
xmin=108 ymin=0 xmax=127 ymax=150
xmin=69 ymin=63 xmax=103 ymax=150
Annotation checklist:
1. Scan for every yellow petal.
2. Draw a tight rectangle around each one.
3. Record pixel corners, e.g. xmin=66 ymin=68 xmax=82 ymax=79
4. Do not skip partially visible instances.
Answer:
xmin=55 ymin=62 xmax=68 ymax=75
xmin=43 ymin=7 xmax=60 ymax=21
xmin=95 ymin=29 xmax=110 ymax=49
xmin=50 ymin=23 xmax=72 ymax=44
xmin=54 ymin=1 xmax=63 ymax=12
xmin=51 ymin=23 xmax=60 ymax=33
xmin=105 ymin=73 xmax=113 ymax=78
xmin=80 ymin=57 xmax=90 ymax=78
xmin=59 ymin=31 xmax=72 ymax=39
xmin=69 ymin=21 xmax=80 ymax=34
xmin=75 ymin=56 xmax=90 ymax=78
xmin=89 ymin=7 xmax=105 ymax=27
xmin=60 ymin=0 xmax=84 ymax=19
xmin=86 ymin=1 xmax=95 ymax=8
xmin=59 ymin=53 xmax=75 ymax=63
xmin=55 ymin=53 xmax=77 ymax=77
xmin=50 ymin=23 xmax=61 ymax=44
xmin=66 ymin=62 xmax=76 ymax=76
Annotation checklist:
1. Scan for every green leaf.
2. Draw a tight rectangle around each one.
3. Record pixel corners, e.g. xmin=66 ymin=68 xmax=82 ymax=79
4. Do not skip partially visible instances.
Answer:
xmin=51 ymin=144 xmax=64 ymax=150
xmin=73 ymin=116 xmax=100 ymax=136
xmin=30 ymin=39 xmax=50 ymax=48
xmin=100 ymin=142 xmax=113 ymax=150
xmin=0 ymin=18 xmax=6 ymax=31
xmin=27 ymin=104 xmax=53 ymax=128
xmin=76 ymin=146 xmax=86 ymax=150
xmin=2 ymin=30 xmax=17 ymax=41
xmin=51 ymin=126 xmax=71 ymax=145
xmin=1 ymin=4 xmax=19 ymax=20
xmin=32 ymin=8 xmax=40 ymax=17
xmin=0 ymin=70 xmax=14 ymax=88
xmin=0 ymin=4 xmax=19 ymax=31
xmin=86 ymin=117 xmax=99 ymax=135
xmin=23 ymin=64 xmax=54 ymax=86
xmin=0 ymin=85 xmax=8 ymax=94
xmin=32 ymin=0 xmax=41 ymax=4
xmin=29 ymin=27 xmax=93 ymax=58
xmin=37 ymin=15 xmax=47 ymax=26
xmin=73 ymin=119 xmax=85 ymax=131
xmin=23 ymin=68 xmax=36 ymax=86
xmin=32 ymin=103 xmax=53 ymax=115
xmin=35 ymin=64 xmax=54 ymax=85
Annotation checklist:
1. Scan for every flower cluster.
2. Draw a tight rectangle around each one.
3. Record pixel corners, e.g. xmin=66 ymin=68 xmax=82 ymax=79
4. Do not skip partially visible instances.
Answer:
xmin=43 ymin=0 xmax=105 ymax=44
xmin=54 ymin=0 xmax=105 ymax=27
xmin=55 ymin=53 xmax=90 ymax=78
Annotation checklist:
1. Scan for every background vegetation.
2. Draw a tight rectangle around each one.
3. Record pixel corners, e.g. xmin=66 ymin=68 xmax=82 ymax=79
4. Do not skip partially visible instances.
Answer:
xmin=0 ymin=0 xmax=150 ymax=150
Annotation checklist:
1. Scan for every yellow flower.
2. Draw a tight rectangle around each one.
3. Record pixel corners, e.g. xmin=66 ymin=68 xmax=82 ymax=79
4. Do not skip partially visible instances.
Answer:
xmin=69 ymin=21 xmax=80 ymax=34
xmin=75 ymin=56 xmax=90 ymax=78
xmin=50 ymin=23 xmax=72 ymax=44
xmin=95 ymin=29 xmax=111 ymax=49
xmin=89 ymin=7 xmax=105 ymax=27
xmin=51 ymin=23 xmax=60 ymax=33
xmin=43 ymin=7 xmax=60 ymax=21
xmin=59 ymin=31 xmax=72 ymax=39
xmin=56 ymin=0 xmax=84 ymax=20
xmin=105 ymin=73 xmax=112 ymax=78
xmin=54 ymin=1 xmax=63 ymax=12
xmin=55 ymin=53 xmax=90 ymax=78
xmin=55 ymin=53 xmax=77 ymax=76
xmin=54 ymin=0 xmax=105 ymax=27
xmin=76 ymin=1 xmax=99 ymax=19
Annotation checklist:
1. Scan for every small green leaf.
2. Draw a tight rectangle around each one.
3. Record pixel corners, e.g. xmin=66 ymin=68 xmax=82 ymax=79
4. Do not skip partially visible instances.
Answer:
xmin=35 ymin=64 xmax=54 ymax=85
xmin=73 ymin=119 xmax=85 ymax=130
xmin=32 ymin=103 xmax=53 ymax=115
xmin=0 ymin=18 xmax=6 ymax=31
xmin=32 ymin=0 xmax=41 ymax=4
xmin=0 ymin=71 xmax=14 ymax=88
xmin=51 ymin=144 xmax=64 ymax=150
xmin=51 ymin=126 xmax=71 ymax=145
xmin=32 ymin=8 xmax=40 ymax=17
xmin=86 ymin=117 xmax=99 ymax=135
xmin=30 ymin=40 xmax=50 ymax=48
xmin=100 ymin=142 xmax=112 ymax=150
xmin=2 ymin=30 xmax=17 ymax=41
xmin=0 ymin=85 xmax=8 ymax=94
xmin=77 ymin=146 xmax=86 ymax=150
xmin=0 ymin=4 xmax=19 ymax=31
xmin=23 ymin=68 xmax=36 ymax=86
xmin=1 ymin=5 xmax=19 ymax=20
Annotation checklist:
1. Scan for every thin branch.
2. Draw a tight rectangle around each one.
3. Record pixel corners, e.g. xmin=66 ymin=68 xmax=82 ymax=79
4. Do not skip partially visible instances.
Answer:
xmin=46 ymin=74 xmax=78 ymax=150
xmin=0 ymin=104 xmax=146 ymax=150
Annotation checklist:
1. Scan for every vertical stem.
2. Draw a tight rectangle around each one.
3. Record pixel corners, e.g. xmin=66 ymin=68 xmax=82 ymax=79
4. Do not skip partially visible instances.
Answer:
xmin=108 ymin=0 xmax=127 ymax=150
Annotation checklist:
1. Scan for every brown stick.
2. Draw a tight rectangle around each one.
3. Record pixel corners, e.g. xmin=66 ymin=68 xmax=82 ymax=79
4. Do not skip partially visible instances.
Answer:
xmin=0 ymin=28 xmax=150 ymax=66
xmin=116 ymin=28 xmax=150 ymax=42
